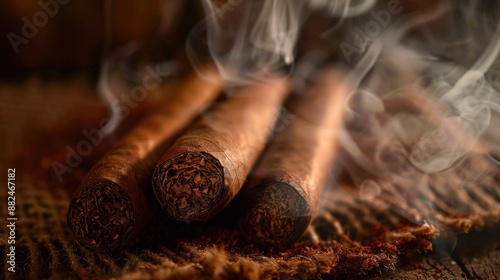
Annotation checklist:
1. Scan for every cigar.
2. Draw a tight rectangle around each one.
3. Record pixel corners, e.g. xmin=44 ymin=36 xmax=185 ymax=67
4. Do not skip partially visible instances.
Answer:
xmin=47 ymin=80 xmax=180 ymax=195
xmin=67 ymin=68 xmax=222 ymax=253
xmin=152 ymin=77 xmax=290 ymax=222
xmin=239 ymin=69 xmax=349 ymax=248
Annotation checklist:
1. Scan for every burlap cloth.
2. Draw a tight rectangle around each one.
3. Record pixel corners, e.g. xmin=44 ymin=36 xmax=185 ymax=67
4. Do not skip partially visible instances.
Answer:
xmin=1 ymin=76 xmax=499 ymax=279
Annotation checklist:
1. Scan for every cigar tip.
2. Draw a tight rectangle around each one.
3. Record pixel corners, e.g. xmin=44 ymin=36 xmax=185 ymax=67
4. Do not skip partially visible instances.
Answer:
xmin=153 ymin=151 xmax=226 ymax=222
xmin=239 ymin=181 xmax=311 ymax=248
xmin=67 ymin=182 xmax=134 ymax=253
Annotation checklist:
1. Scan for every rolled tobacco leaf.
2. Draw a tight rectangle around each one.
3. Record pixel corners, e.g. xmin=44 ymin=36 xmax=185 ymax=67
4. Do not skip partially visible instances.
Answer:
xmin=153 ymin=77 xmax=290 ymax=222
xmin=239 ymin=69 xmax=349 ymax=248
xmin=67 ymin=68 xmax=222 ymax=253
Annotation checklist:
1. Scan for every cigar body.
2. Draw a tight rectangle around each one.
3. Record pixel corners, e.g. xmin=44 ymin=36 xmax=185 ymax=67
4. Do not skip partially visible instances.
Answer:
xmin=239 ymin=70 xmax=349 ymax=248
xmin=153 ymin=77 xmax=289 ymax=222
xmin=67 ymin=69 xmax=222 ymax=253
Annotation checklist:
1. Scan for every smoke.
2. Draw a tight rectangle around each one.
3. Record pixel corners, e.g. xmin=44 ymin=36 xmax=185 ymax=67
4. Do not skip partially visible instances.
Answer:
xmin=97 ymin=0 xmax=183 ymax=135
xmin=408 ymin=22 xmax=500 ymax=173
xmin=186 ymin=0 xmax=309 ymax=84
xmin=332 ymin=2 xmax=500 ymax=258
xmin=307 ymin=0 xmax=379 ymax=22
xmin=188 ymin=0 xmax=500 ymax=234
xmin=93 ymin=0 xmax=500 ymax=256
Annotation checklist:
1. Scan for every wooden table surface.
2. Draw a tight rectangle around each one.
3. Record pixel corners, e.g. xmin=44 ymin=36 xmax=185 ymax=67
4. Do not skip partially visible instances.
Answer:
xmin=376 ymin=229 xmax=500 ymax=279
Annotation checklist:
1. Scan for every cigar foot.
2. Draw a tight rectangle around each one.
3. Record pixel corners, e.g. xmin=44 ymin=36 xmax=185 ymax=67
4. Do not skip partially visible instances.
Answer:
xmin=239 ymin=182 xmax=311 ymax=248
xmin=67 ymin=182 xmax=134 ymax=253
xmin=153 ymin=152 xmax=225 ymax=222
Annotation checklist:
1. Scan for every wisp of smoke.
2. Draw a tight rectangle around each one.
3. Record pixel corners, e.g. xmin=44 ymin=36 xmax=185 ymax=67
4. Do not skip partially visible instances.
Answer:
xmin=338 ymin=0 xmax=500 ymax=256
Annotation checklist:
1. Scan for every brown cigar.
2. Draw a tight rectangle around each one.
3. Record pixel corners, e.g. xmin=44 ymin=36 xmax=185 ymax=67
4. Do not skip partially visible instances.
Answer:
xmin=239 ymin=69 xmax=349 ymax=248
xmin=67 ymin=67 xmax=222 ymax=253
xmin=152 ymin=77 xmax=290 ymax=222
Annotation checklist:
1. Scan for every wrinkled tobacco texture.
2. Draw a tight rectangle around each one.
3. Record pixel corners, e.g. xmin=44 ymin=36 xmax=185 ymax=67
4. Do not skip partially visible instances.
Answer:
xmin=240 ymin=182 xmax=310 ymax=247
xmin=68 ymin=182 xmax=134 ymax=253
xmin=154 ymin=152 xmax=225 ymax=220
